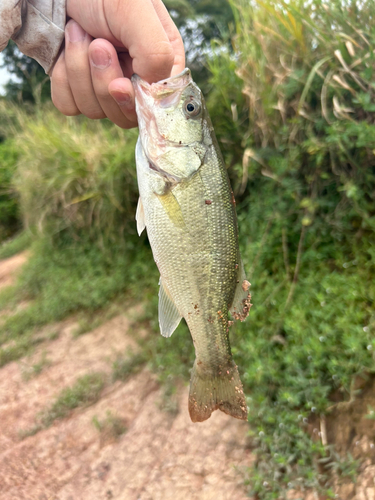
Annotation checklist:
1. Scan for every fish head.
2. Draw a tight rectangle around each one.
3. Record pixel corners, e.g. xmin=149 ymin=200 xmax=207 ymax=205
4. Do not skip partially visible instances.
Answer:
xmin=132 ymin=69 xmax=210 ymax=183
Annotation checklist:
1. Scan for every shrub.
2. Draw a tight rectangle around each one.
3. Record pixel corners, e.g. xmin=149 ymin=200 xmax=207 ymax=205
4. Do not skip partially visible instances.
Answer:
xmin=10 ymin=105 xmax=139 ymax=240
xmin=0 ymin=138 xmax=20 ymax=240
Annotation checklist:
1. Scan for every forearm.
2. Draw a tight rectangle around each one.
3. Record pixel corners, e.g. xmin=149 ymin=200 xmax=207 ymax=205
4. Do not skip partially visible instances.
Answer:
xmin=0 ymin=0 xmax=66 ymax=74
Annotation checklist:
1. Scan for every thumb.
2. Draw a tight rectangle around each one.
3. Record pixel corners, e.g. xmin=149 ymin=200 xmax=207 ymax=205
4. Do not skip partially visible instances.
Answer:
xmin=116 ymin=1 xmax=176 ymax=83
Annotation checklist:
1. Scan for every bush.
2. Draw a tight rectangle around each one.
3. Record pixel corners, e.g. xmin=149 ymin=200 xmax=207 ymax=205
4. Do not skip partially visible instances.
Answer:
xmin=0 ymin=138 xmax=20 ymax=241
xmin=9 ymin=105 xmax=139 ymax=240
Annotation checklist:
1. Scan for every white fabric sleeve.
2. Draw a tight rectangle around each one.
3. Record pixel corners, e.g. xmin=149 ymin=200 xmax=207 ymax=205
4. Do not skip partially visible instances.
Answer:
xmin=0 ymin=0 xmax=66 ymax=74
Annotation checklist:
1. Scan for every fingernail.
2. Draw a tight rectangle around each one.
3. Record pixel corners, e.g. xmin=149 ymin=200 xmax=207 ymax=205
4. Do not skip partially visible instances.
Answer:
xmin=110 ymin=90 xmax=133 ymax=107
xmin=66 ymin=21 xmax=86 ymax=43
xmin=90 ymin=48 xmax=111 ymax=70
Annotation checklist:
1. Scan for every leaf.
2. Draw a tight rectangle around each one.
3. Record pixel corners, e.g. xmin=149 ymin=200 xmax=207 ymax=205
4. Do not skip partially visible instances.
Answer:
xmin=298 ymin=56 xmax=332 ymax=112
xmin=69 ymin=192 xmax=100 ymax=205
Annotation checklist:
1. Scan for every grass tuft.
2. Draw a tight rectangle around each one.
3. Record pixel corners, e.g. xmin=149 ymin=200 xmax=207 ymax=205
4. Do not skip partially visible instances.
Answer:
xmin=21 ymin=350 xmax=51 ymax=381
xmin=92 ymin=411 xmax=127 ymax=443
xmin=38 ymin=372 xmax=106 ymax=428
xmin=112 ymin=350 xmax=148 ymax=382
xmin=0 ymin=231 xmax=33 ymax=260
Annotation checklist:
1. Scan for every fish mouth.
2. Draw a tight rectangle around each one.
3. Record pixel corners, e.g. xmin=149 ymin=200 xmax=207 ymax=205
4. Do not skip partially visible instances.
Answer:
xmin=131 ymin=68 xmax=192 ymax=101
xmin=132 ymin=68 xmax=192 ymax=117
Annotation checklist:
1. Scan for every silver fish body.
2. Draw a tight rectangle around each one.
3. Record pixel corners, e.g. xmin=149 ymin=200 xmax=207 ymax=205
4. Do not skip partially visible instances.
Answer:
xmin=132 ymin=69 xmax=251 ymax=422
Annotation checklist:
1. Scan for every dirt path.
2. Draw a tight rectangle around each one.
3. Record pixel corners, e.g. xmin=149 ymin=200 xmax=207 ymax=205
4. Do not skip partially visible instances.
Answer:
xmin=0 ymin=251 xmax=29 ymax=291
xmin=0 ymin=255 xmax=253 ymax=500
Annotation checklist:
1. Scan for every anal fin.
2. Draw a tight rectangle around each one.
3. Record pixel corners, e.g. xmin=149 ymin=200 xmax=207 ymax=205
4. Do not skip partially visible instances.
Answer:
xmin=159 ymin=279 xmax=182 ymax=338
xmin=230 ymin=259 xmax=252 ymax=322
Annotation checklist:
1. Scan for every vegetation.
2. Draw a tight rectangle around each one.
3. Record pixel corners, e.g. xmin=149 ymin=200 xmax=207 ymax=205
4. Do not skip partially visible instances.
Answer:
xmin=0 ymin=136 xmax=21 ymax=240
xmin=165 ymin=0 xmax=235 ymax=87
xmin=39 ymin=372 xmax=106 ymax=427
xmin=92 ymin=411 xmax=127 ymax=441
xmin=19 ymin=372 xmax=106 ymax=438
xmin=223 ymin=0 xmax=375 ymax=496
xmin=21 ymin=350 xmax=51 ymax=381
xmin=1 ymin=0 xmax=375 ymax=497
xmin=112 ymin=350 xmax=148 ymax=382
xmin=0 ymin=230 xmax=33 ymax=259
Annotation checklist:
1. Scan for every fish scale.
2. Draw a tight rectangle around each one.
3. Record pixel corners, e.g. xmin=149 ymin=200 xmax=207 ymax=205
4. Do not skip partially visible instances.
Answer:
xmin=133 ymin=68 xmax=251 ymax=422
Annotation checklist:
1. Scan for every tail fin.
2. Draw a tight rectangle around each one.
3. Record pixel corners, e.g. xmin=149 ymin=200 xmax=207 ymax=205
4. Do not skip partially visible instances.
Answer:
xmin=188 ymin=361 xmax=248 ymax=423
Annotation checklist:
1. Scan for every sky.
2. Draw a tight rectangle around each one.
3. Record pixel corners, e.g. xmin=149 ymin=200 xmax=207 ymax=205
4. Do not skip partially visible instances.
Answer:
xmin=0 ymin=53 xmax=12 ymax=95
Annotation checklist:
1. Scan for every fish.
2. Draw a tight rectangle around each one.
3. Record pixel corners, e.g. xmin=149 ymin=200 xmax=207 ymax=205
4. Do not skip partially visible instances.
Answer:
xmin=132 ymin=68 xmax=251 ymax=423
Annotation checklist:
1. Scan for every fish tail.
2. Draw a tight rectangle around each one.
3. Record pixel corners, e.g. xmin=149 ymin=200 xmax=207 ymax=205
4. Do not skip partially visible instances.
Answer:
xmin=188 ymin=361 xmax=248 ymax=423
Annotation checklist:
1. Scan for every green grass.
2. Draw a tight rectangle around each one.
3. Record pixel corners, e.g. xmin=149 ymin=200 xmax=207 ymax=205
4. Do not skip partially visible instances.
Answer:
xmin=19 ymin=371 xmax=106 ymax=439
xmin=0 ymin=102 xmax=157 ymax=364
xmin=21 ymin=350 xmax=51 ymax=381
xmin=0 ymin=235 xmax=157 ymax=362
xmin=207 ymin=0 xmax=375 ymax=496
xmin=92 ymin=411 xmax=127 ymax=440
xmin=0 ymin=230 xmax=33 ymax=259
xmin=38 ymin=372 xmax=106 ymax=428
xmin=0 ymin=137 xmax=21 ymax=242
xmin=112 ymin=350 xmax=148 ymax=382
xmin=12 ymin=106 xmax=139 ymax=239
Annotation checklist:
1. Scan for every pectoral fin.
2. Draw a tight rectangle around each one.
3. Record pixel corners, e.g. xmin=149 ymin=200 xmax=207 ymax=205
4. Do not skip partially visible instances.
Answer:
xmin=136 ymin=197 xmax=146 ymax=236
xmin=230 ymin=259 xmax=252 ymax=322
xmin=156 ymin=191 xmax=185 ymax=229
xmin=159 ymin=279 xmax=182 ymax=337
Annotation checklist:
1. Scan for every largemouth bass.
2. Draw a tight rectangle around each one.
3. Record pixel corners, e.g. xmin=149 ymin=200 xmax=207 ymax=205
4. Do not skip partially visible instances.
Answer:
xmin=132 ymin=68 xmax=251 ymax=422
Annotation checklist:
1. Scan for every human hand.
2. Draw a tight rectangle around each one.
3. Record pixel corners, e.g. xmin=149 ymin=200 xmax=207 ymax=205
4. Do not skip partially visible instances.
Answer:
xmin=50 ymin=0 xmax=185 ymax=128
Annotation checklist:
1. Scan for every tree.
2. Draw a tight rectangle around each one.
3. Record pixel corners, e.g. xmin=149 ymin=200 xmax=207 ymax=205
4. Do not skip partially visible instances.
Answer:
xmin=1 ymin=40 xmax=50 ymax=103
xmin=165 ymin=0 xmax=235 ymax=85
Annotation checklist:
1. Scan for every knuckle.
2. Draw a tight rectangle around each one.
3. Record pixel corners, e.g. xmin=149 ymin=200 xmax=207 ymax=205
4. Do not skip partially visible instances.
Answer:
xmin=146 ymin=42 xmax=175 ymax=73
xmin=51 ymin=94 xmax=77 ymax=115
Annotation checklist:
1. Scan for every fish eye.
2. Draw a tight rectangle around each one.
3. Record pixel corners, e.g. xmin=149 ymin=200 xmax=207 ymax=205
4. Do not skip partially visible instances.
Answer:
xmin=184 ymin=99 xmax=201 ymax=118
